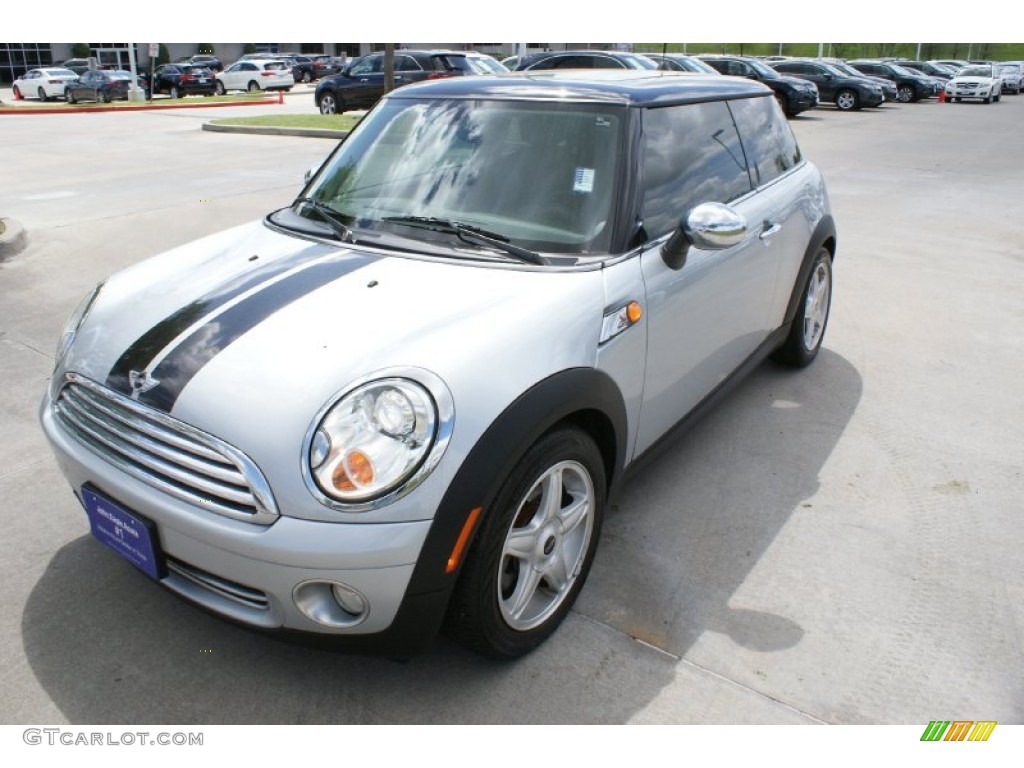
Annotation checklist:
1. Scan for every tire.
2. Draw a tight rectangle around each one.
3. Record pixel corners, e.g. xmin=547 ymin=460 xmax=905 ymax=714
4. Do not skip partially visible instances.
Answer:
xmin=247 ymin=80 xmax=260 ymax=93
xmin=983 ymin=95 xmax=991 ymax=104
xmin=99 ymin=90 xmax=110 ymax=104
xmin=215 ymin=80 xmax=226 ymax=95
xmin=955 ymin=97 xmax=962 ymax=103
xmin=302 ymin=71 xmax=312 ymax=83
xmin=896 ymin=84 xmax=914 ymax=103
xmin=12 ymin=85 xmax=21 ymax=99
xmin=66 ymin=88 xmax=76 ymax=104
xmin=38 ymin=86 xmax=48 ymax=102
xmin=774 ymin=91 xmax=790 ymax=116
xmin=835 ymin=89 xmax=859 ymax=111
xmin=994 ymin=94 xmax=1001 ymax=102
xmin=445 ymin=426 xmax=606 ymax=659
xmin=170 ymin=85 xmax=181 ymax=99
xmin=772 ymin=247 xmax=833 ymax=368
xmin=318 ymin=93 xmax=339 ymax=114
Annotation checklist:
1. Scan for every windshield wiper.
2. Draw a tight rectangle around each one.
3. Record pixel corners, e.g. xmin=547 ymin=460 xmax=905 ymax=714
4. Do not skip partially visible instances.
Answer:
xmin=294 ymin=197 xmax=354 ymax=243
xmin=382 ymin=216 xmax=546 ymax=266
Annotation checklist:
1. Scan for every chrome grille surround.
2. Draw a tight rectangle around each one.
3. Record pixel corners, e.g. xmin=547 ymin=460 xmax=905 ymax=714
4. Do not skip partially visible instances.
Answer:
xmin=54 ymin=372 xmax=278 ymax=524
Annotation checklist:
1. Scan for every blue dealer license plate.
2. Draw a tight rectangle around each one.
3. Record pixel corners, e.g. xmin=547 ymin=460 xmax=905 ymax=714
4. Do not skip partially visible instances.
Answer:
xmin=82 ymin=486 xmax=163 ymax=579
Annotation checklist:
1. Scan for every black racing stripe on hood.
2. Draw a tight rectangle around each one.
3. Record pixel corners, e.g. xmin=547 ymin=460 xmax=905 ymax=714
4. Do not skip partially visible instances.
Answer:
xmin=137 ymin=252 xmax=376 ymax=412
xmin=106 ymin=241 xmax=336 ymax=395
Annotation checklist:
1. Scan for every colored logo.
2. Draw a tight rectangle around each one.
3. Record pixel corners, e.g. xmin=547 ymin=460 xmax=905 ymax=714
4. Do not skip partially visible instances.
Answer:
xmin=921 ymin=721 xmax=996 ymax=741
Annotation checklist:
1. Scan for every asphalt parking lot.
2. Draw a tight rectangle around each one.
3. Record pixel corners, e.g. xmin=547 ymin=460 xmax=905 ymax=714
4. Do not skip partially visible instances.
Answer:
xmin=1 ymin=90 xmax=1021 ymax=725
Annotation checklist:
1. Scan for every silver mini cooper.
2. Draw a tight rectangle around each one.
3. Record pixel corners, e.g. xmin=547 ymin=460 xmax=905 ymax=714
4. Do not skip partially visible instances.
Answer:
xmin=41 ymin=71 xmax=836 ymax=658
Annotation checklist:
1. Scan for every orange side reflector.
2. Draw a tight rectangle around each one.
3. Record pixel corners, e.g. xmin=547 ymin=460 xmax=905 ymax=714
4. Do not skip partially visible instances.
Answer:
xmin=446 ymin=507 xmax=482 ymax=574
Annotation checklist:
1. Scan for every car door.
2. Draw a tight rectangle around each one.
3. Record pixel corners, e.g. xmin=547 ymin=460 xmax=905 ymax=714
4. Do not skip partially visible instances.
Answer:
xmin=634 ymin=100 xmax=779 ymax=454
xmin=783 ymin=62 xmax=832 ymax=100
xmin=344 ymin=54 xmax=384 ymax=107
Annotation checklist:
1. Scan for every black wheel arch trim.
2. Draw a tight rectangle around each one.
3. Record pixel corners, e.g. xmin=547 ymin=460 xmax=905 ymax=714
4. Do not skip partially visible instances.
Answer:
xmin=410 ymin=367 xmax=627 ymax=596
xmin=781 ymin=214 xmax=836 ymax=328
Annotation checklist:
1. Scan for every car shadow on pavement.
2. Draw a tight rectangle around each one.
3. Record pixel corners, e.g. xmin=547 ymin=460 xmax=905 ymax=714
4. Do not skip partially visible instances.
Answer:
xmin=578 ymin=348 xmax=862 ymax=658
xmin=21 ymin=349 xmax=861 ymax=724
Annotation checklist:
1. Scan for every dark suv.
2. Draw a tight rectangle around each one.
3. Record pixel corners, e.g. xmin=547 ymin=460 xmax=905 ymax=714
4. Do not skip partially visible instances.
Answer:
xmin=696 ymin=55 xmax=819 ymax=116
xmin=150 ymin=63 xmax=216 ymax=98
xmin=314 ymin=50 xmax=507 ymax=114
xmin=770 ymin=59 xmax=885 ymax=110
xmin=513 ymin=49 xmax=659 ymax=71
xmin=847 ymin=60 xmax=938 ymax=102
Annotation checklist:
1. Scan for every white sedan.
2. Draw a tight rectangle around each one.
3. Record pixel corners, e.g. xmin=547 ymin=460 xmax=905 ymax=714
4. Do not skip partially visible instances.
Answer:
xmin=12 ymin=68 xmax=79 ymax=101
xmin=945 ymin=65 xmax=1002 ymax=104
xmin=215 ymin=59 xmax=294 ymax=94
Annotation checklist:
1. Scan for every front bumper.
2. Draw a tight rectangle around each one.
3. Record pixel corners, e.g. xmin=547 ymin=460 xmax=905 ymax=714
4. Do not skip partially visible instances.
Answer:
xmin=946 ymin=85 xmax=995 ymax=100
xmin=787 ymin=91 xmax=819 ymax=114
xmin=862 ymin=91 xmax=885 ymax=107
xmin=41 ymin=396 xmax=434 ymax=640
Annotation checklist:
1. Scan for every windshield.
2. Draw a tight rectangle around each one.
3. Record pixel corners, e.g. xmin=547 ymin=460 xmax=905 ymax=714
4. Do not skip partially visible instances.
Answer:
xmin=745 ymin=59 xmax=776 ymax=78
xmin=300 ymin=98 xmax=623 ymax=255
xmin=465 ymin=56 xmax=508 ymax=74
xmin=959 ymin=66 xmax=993 ymax=77
xmin=888 ymin=64 xmax=917 ymax=77
xmin=622 ymin=54 xmax=659 ymax=70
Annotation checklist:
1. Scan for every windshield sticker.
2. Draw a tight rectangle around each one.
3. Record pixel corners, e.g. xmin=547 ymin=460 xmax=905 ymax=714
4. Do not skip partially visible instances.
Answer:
xmin=574 ymin=168 xmax=595 ymax=194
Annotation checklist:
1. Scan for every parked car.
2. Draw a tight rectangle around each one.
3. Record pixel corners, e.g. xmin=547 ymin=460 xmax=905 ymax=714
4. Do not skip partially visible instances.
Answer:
xmin=999 ymin=61 xmax=1024 ymax=91
xmin=847 ymin=60 xmax=939 ymax=102
xmin=995 ymin=63 xmax=1021 ymax=94
xmin=697 ymin=54 xmax=819 ymax=116
xmin=12 ymin=67 xmax=78 ymax=101
xmin=643 ymin=53 xmax=719 ymax=73
xmin=215 ymin=59 xmax=294 ymax=94
xmin=311 ymin=54 xmax=346 ymax=78
xmin=64 ymin=69 xmax=147 ymax=104
xmin=513 ymin=49 xmax=659 ymax=71
xmin=896 ymin=60 xmax=955 ymax=81
xmin=769 ymin=59 xmax=884 ymax=110
xmin=188 ymin=55 xmax=223 ymax=72
xmin=314 ymin=49 xmax=508 ymax=115
xmin=60 ymin=58 xmax=92 ymax=76
xmin=282 ymin=54 xmax=316 ymax=84
xmin=822 ymin=59 xmax=899 ymax=101
xmin=150 ymin=64 xmax=216 ymax=98
xmin=944 ymin=64 xmax=1003 ymax=103
xmin=41 ymin=71 xmax=835 ymax=659
xmin=931 ymin=59 xmax=970 ymax=71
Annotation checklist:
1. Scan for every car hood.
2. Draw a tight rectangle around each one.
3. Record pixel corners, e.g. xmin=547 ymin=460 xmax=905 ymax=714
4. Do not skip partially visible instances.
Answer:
xmin=948 ymin=74 xmax=997 ymax=85
xmin=59 ymin=219 xmax=606 ymax=462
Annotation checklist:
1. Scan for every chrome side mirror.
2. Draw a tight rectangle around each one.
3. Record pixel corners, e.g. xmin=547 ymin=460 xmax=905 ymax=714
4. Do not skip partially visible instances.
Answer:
xmin=684 ymin=202 xmax=747 ymax=250
xmin=662 ymin=202 xmax=747 ymax=270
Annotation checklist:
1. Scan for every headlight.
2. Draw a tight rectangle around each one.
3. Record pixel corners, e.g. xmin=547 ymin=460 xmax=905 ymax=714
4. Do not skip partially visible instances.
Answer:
xmin=55 ymin=283 xmax=102 ymax=368
xmin=306 ymin=375 xmax=453 ymax=507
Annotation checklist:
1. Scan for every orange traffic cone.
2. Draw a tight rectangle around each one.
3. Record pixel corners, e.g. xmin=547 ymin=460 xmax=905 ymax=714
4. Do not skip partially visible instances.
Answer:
xmin=938 ymin=89 xmax=946 ymax=103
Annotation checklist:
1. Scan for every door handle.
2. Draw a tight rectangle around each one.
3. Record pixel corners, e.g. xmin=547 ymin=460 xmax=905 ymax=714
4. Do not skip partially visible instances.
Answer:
xmin=759 ymin=222 xmax=782 ymax=240
xmin=359 ymin=78 xmax=369 ymax=82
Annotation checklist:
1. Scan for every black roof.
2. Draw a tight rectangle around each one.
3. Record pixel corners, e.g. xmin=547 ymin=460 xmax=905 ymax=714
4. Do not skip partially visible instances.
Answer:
xmin=390 ymin=71 xmax=771 ymax=107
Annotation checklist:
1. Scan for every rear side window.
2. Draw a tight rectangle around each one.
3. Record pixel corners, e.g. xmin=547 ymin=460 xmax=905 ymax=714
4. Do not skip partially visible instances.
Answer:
xmin=640 ymin=101 xmax=753 ymax=240
xmin=728 ymin=96 xmax=802 ymax=187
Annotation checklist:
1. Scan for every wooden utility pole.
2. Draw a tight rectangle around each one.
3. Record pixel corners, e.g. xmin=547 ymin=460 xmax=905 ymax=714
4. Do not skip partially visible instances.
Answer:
xmin=384 ymin=43 xmax=395 ymax=94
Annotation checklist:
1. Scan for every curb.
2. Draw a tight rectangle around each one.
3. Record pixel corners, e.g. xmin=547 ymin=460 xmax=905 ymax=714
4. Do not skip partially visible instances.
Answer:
xmin=202 ymin=123 xmax=348 ymax=139
xmin=0 ymin=97 xmax=276 ymax=116
xmin=0 ymin=217 xmax=27 ymax=261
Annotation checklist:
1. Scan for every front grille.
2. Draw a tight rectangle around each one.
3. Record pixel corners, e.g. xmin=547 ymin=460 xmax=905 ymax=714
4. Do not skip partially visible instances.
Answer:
xmin=166 ymin=557 xmax=269 ymax=611
xmin=54 ymin=373 xmax=278 ymax=524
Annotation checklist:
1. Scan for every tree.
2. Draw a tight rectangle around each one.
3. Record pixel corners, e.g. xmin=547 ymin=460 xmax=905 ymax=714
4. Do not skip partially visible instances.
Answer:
xmin=157 ymin=44 xmax=171 ymax=66
xmin=71 ymin=43 xmax=91 ymax=58
xmin=243 ymin=43 xmax=257 ymax=54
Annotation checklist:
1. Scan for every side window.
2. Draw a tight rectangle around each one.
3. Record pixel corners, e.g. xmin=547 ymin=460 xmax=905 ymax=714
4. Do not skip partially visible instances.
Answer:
xmin=728 ymin=95 xmax=802 ymax=187
xmin=589 ymin=56 xmax=625 ymax=69
xmin=640 ymin=101 xmax=753 ymax=241
xmin=348 ymin=56 xmax=377 ymax=76
xmin=393 ymin=55 xmax=422 ymax=72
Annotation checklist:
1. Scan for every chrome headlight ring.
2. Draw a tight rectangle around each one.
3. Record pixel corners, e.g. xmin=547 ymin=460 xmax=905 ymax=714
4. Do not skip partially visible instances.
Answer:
xmin=301 ymin=367 xmax=455 ymax=513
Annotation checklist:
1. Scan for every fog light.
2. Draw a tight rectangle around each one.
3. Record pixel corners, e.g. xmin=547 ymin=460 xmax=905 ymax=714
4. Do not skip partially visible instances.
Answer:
xmin=293 ymin=580 xmax=370 ymax=628
xmin=332 ymin=583 xmax=367 ymax=617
